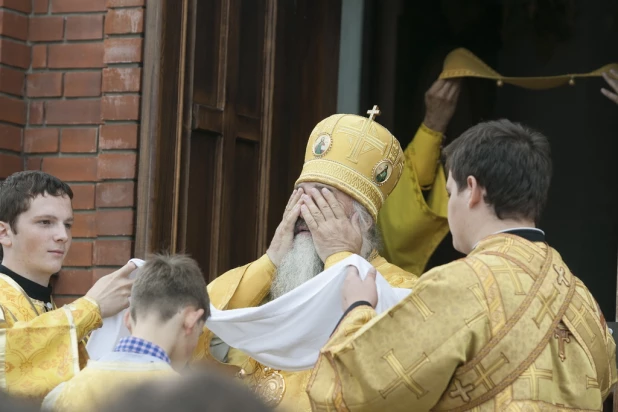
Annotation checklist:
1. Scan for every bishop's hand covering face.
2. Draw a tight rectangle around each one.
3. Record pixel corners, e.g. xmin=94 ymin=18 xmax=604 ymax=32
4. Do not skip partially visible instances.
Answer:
xmin=193 ymin=108 xmax=418 ymax=411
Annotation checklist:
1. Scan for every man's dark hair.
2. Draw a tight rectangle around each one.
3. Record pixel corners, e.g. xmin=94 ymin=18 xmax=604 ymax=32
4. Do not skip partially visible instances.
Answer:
xmin=100 ymin=369 xmax=273 ymax=412
xmin=443 ymin=119 xmax=552 ymax=223
xmin=130 ymin=254 xmax=210 ymax=323
xmin=0 ymin=171 xmax=73 ymax=260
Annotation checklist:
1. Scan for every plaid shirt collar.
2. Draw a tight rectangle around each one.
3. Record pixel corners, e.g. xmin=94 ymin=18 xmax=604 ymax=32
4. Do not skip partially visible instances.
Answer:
xmin=114 ymin=336 xmax=171 ymax=364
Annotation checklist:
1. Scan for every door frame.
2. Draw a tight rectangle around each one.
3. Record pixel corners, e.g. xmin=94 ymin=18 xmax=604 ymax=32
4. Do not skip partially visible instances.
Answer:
xmin=134 ymin=0 xmax=195 ymax=257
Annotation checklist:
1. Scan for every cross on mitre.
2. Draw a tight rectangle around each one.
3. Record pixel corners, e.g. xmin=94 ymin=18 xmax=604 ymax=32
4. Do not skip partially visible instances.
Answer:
xmin=367 ymin=105 xmax=381 ymax=121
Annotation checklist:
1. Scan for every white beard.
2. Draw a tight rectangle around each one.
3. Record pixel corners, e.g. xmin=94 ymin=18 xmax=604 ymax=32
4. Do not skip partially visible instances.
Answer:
xmin=270 ymin=234 xmax=324 ymax=300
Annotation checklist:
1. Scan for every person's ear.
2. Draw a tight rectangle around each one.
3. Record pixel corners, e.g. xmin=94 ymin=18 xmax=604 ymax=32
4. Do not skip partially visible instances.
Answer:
xmin=123 ymin=309 xmax=133 ymax=333
xmin=0 ymin=221 xmax=13 ymax=249
xmin=467 ymin=176 xmax=483 ymax=208
xmin=183 ymin=308 xmax=205 ymax=335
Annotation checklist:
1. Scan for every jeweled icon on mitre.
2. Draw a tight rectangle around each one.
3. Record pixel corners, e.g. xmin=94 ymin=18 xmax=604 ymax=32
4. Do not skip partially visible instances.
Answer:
xmin=312 ymin=134 xmax=332 ymax=156
xmin=374 ymin=160 xmax=392 ymax=185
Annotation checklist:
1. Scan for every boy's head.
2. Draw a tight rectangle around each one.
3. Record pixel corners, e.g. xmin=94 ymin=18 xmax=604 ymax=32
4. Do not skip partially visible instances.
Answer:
xmin=124 ymin=254 xmax=210 ymax=369
xmin=0 ymin=171 xmax=73 ymax=280
xmin=443 ymin=119 xmax=552 ymax=253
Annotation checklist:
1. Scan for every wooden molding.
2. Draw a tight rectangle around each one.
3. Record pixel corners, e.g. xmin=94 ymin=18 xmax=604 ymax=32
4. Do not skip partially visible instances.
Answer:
xmin=135 ymin=0 xmax=193 ymax=257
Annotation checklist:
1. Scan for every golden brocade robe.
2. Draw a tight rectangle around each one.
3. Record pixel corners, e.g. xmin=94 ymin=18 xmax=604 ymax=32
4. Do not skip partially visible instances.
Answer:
xmin=307 ymin=234 xmax=618 ymax=411
xmin=0 ymin=273 xmax=101 ymax=399
xmin=192 ymin=251 xmax=418 ymax=411
xmin=378 ymin=123 xmax=450 ymax=275
xmin=42 ymin=359 xmax=177 ymax=411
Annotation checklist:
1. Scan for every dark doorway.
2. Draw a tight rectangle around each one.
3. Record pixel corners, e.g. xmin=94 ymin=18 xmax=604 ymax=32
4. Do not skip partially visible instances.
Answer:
xmin=363 ymin=0 xmax=618 ymax=319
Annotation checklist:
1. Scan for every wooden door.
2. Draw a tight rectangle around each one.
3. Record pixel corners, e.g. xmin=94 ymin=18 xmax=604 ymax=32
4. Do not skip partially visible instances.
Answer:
xmin=136 ymin=0 xmax=342 ymax=282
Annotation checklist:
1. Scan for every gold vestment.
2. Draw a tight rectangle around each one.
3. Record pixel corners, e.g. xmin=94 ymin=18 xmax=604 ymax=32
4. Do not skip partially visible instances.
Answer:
xmin=42 ymin=359 xmax=177 ymax=411
xmin=0 ymin=274 xmax=101 ymax=399
xmin=193 ymin=252 xmax=418 ymax=411
xmin=307 ymin=234 xmax=617 ymax=411
xmin=378 ymin=124 xmax=449 ymax=275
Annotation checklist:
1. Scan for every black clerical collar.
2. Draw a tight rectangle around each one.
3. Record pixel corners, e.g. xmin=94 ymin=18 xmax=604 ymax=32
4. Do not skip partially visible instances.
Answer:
xmin=498 ymin=227 xmax=545 ymax=243
xmin=0 ymin=265 xmax=53 ymax=304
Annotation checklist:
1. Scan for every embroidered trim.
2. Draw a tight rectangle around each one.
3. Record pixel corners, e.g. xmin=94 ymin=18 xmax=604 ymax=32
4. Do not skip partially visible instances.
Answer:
xmin=62 ymin=306 xmax=81 ymax=376
xmin=446 ymin=246 xmax=577 ymax=411
xmin=0 ymin=274 xmax=41 ymax=316
xmin=0 ymin=305 xmax=6 ymax=390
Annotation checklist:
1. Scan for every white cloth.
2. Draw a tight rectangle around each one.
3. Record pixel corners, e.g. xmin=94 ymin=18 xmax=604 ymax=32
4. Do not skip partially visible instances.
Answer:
xmin=86 ymin=258 xmax=145 ymax=360
xmin=86 ymin=255 xmax=411 ymax=371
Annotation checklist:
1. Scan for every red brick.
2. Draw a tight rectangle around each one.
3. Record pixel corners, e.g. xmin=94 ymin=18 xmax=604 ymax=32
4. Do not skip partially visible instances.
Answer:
xmin=70 ymin=184 xmax=95 ymax=210
xmin=25 ymin=156 xmax=42 ymax=171
xmin=99 ymin=123 xmax=137 ymax=149
xmin=61 ymin=128 xmax=97 ymax=153
xmin=29 ymin=16 xmax=64 ymax=42
xmin=48 ymin=43 xmax=104 ymax=69
xmin=0 ymin=124 xmax=22 ymax=151
xmin=72 ymin=212 xmax=96 ymax=238
xmin=93 ymin=267 xmax=118 ymax=282
xmin=46 ymin=99 xmax=101 ymax=125
xmin=96 ymin=210 xmax=133 ymax=236
xmin=53 ymin=269 xmax=92 ymax=294
xmin=0 ymin=94 xmax=25 ymax=124
xmin=97 ymin=152 xmax=136 ymax=179
xmin=105 ymin=8 xmax=143 ymax=34
xmin=0 ymin=65 xmax=25 ymax=96
xmin=96 ymin=181 xmax=134 ymax=207
xmin=24 ymin=128 xmax=59 ymax=153
xmin=104 ymin=38 xmax=142 ymax=64
xmin=65 ymin=15 xmax=103 ymax=40
xmin=51 ymin=0 xmax=106 ymax=13
xmin=34 ymin=0 xmax=49 ymax=14
xmin=0 ymin=10 xmax=28 ymax=41
xmin=101 ymin=95 xmax=139 ymax=121
xmin=42 ymin=157 xmax=97 ymax=181
xmin=27 ymin=72 xmax=62 ymax=97
xmin=0 ymin=0 xmax=32 ymax=13
xmin=102 ymin=67 xmax=140 ymax=92
xmin=64 ymin=72 xmax=101 ymax=97
xmin=0 ymin=153 xmax=21 ymax=178
xmin=0 ymin=39 xmax=30 ymax=69
xmin=106 ymin=0 xmax=144 ymax=6
xmin=29 ymin=101 xmax=44 ymax=125
xmin=32 ymin=45 xmax=47 ymax=69
xmin=63 ymin=240 xmax=92 ymax=266
xmin=93 ymin=239 xmax=132 ymax=265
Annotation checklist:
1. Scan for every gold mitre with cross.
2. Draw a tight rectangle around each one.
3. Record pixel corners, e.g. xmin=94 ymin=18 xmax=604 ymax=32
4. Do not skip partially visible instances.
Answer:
xmin=295 ymin=106 xmax=404 ymax=220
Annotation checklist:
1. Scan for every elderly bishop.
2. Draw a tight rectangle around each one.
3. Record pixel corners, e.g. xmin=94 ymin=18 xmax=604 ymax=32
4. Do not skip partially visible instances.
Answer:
xmin=192 ymin=108 xmax=417 ymax=411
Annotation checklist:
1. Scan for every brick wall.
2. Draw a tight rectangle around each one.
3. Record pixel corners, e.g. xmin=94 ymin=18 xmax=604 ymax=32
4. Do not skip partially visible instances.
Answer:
xmin=0 ymin=1 xmax=29 ymax=178
xmin=0 ymin=0 xmax=145 ymax=304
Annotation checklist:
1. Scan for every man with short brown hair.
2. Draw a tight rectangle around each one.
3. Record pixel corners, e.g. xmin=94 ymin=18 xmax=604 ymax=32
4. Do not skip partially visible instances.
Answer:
xmin=308 ymin=119 xmax=617 ymax=411
xmin=0 ymin=171 xmax=135 ymax=399
xmin=43 ymin=254 xmax=210 ymax=412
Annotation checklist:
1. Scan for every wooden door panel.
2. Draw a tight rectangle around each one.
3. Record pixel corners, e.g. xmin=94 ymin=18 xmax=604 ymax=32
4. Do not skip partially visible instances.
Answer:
xmin=229 ymin=139 xmax=260 ymax=268
xmin=185 ymin=131 xmax=220 ymax=282
xmin=193 ymin=0 xmax=225 ymax=108
xmin=178 ymin=0 xmax=341 ymax=280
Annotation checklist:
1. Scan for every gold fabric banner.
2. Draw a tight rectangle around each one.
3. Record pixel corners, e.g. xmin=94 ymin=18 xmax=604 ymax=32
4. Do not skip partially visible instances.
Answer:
xmin=440 ymin=48 xmax=618 ymax=89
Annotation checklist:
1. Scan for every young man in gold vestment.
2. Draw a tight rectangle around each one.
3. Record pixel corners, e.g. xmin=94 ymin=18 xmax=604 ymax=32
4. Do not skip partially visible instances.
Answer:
xmin=43 ymin=254 xmax=209 ymax=412
xmin=308 ymin=119 xmax=617 ymax=411
xmin=0 ymin=171 xmax=136 ymax=399
xmin=192 ymin=108 xmax=418 ymax=411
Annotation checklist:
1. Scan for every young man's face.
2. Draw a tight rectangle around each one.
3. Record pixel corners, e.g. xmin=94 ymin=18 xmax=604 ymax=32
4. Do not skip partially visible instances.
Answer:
xmin=0 ymin=194 xmax=73 ymax=278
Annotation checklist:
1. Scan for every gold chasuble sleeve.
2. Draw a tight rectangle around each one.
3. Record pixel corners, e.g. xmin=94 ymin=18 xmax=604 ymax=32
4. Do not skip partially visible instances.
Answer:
xmin=307 ymin=261 xmax=487 ymax=412
xmin=0 ymin=291 xmax=102 ymax=399
xmin=192 ymin=254 xmax=276 ymax=362
xmin=377 ymin=125 xmax=450 ymax=275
